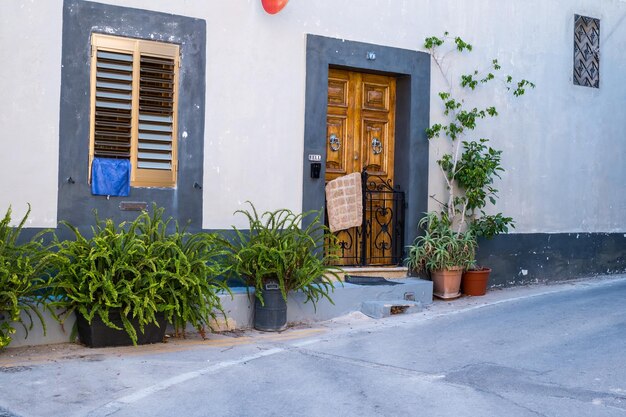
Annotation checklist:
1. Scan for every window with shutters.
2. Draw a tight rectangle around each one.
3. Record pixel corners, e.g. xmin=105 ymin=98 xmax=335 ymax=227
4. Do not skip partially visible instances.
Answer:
xmin=89 ymin=34 xmax=179 ymax=188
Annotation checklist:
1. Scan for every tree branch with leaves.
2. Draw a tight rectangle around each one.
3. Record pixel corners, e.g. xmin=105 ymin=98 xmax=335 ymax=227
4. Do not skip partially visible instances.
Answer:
xmin=425 ymin=32 xmax=535 ymax=239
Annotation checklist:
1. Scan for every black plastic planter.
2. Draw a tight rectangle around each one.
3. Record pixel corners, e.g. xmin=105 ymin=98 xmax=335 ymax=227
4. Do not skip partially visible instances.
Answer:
xmin=254 ymin=281 xmax=287 ymax=332
xmin=76 ymin=311 xmax=167 ymax=348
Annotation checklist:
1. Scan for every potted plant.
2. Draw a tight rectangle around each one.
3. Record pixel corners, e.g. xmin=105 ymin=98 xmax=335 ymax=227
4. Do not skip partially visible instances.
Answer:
xmin=223 ymin=203 xmax=341 ymax=331
xmin=0 ymin=205 xmax=50 ymax=349
xmin=134 ymin=207 xmax=230 ymax=338
xmin=423 ymin=33 xmax=534 ymax=295
xmin=452 ymin=138 xmax=514 ymax=295
xmin=406 ymin=212 xmax=476 ymax=299
xmin=48 ymin=206 xmax=228 ymax=347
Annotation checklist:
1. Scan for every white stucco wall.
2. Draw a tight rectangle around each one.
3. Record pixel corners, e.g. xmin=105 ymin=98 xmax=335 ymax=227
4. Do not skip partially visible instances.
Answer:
xmin=1 ymin=0 xmax=624 ymax=232
xmin=0 ymin=0 xmax=63 ymax=227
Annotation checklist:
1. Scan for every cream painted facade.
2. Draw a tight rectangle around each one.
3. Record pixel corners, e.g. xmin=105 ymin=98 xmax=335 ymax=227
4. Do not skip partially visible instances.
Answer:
xmin=1 ymin=0 xmax=625 ymax=233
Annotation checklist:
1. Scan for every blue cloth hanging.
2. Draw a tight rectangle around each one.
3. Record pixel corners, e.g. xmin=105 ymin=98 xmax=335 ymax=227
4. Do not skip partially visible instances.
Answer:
xmin=91 ymin=157 xmax=131 ymax=197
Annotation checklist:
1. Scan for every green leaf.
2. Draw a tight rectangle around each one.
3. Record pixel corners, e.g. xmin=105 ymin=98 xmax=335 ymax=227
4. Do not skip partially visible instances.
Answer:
xmin=0 ymin=205 xmax=53 ymax=349
xmin=222 ymin=202 xmax=338 ymax=310
xmin=47 ymin=204 xmax=232 ymax=343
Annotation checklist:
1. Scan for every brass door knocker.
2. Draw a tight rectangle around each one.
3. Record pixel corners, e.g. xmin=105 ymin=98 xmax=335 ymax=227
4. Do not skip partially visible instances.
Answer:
xmin=329 ymin=134 xmax=341 ymax=151
xmin=371 ymin=137 xmax=383 ymax=155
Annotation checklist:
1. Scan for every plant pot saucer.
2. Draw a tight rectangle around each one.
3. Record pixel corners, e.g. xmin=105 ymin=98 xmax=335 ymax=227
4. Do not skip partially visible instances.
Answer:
xmin=433 ymin=291 xmax=462 ymax=300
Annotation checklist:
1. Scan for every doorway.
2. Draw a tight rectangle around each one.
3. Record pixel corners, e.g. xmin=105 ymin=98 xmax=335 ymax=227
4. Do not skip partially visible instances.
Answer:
xmin=302 ymin=35 xmax=431 ymax=268
xmin=325 ymin=68 xmax=401 ymax=265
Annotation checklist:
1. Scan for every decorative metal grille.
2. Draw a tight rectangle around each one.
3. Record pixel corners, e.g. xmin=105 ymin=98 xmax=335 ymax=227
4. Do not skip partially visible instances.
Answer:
xmin=326 ymin=170 xmax=405 ymax=266
xmin=574 ymin=15 xmax=600 ymax=88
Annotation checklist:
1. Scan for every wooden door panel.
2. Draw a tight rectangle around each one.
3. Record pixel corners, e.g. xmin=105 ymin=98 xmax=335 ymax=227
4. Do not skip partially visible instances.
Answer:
xmin=361 ymin=118 xmax=390 ymax=177
xmin=325 ymin=115 xmax=350 ymax=178
xmin=327 ymin=69 xmax=349 ymax=107
xmin=362 ymin=81 xmax=390 ymax=112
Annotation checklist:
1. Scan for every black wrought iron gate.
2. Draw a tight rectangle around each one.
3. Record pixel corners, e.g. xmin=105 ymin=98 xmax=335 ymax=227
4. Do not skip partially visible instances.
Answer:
xmin=327 ymin=170 xmax=405 ymax=266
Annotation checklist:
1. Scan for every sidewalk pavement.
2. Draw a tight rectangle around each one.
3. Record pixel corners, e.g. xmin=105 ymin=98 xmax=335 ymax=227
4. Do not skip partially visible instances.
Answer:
xmin=2 ymin=274 xmax=623 ymax=369
xmin=1 ymin=274 xmax=625 ymax=417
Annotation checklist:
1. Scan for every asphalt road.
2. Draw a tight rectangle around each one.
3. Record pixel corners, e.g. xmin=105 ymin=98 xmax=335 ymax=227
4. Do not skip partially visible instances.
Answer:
xmin=1 ymin=275 xmax=625 ymax=417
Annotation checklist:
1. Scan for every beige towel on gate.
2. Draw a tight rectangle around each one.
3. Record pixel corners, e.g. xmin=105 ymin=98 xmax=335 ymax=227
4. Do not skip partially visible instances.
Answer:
xmin=325 ymin=172 xmax=363 ymax=233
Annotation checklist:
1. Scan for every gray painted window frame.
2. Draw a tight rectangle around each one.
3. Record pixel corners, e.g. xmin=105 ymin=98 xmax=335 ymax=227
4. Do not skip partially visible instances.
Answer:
xmin=58 ymin=0 xmax=206 ymax=233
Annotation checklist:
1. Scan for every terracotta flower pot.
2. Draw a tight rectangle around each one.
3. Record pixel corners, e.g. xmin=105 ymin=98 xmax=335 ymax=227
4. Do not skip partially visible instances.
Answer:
xmin=462 ymin=267 xmax=492 ymax=296
xmin=431 ymin=267 xmax=463 ymax=299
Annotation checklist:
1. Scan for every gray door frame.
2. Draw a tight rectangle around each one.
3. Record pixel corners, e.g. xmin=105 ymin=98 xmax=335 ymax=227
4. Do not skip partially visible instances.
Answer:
xmin=302 ymin=34 xmax=431 ymax=253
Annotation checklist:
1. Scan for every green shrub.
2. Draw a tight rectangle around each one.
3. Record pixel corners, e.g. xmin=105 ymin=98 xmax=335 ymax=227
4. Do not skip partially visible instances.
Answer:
xmin=0 ymin=205 xmax=48 ymax=349
xmin=49 ymin=206 xmax=229 ymax=345
xmin=223 ymin=203 xmax=341 ymax=308
xmin=135 ymin=207 xmax=229 ymax=336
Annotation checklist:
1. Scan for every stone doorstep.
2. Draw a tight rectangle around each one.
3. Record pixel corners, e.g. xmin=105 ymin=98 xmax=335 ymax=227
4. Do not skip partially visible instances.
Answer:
xmin=326 ymin=266 xmax=410 ymax=281
xmin=360 ymin=300 xmax=423 ymax=319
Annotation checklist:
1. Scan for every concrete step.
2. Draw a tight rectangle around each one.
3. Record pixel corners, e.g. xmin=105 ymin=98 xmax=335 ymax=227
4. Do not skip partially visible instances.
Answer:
xmin=278 ymin=277 xmax=432 ymax=326
xmin=361 ymin=300 xmax=423 ymax=319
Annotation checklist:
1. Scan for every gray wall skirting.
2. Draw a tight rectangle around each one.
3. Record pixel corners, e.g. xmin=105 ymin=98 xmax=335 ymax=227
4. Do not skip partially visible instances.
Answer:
xmin=474 ymin=232 xmax=626 ymax=287
xmin=13 ymin=226 xmax=626 ymax=287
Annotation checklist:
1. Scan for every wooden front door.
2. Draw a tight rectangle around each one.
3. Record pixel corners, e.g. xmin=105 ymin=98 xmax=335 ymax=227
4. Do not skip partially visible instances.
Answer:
xmin=325 ymin=68 xmax=396 ymax=265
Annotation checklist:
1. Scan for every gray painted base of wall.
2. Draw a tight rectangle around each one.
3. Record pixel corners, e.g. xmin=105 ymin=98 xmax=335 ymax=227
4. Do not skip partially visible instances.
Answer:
xmin=4 ymin=279 xmax=433 ymax=348
xmin=5 ymin=308 xmax=76 ymax=348
xmin=474 ymin=232 xmax=626 ymax=287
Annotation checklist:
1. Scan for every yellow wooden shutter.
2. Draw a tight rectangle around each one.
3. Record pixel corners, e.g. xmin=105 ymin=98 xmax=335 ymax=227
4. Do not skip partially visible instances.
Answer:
xmin=89 ymin=34 xmax=179 ymax=188
xmin=134 ymin=53 xmax=178 ymax=187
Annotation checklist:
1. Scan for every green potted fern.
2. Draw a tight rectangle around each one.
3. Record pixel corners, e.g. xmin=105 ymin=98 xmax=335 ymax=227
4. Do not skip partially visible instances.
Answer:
xmin=49 ymin=206 xmax=228 ymax=347
xmin=0 ymin=205 xmax=50 ymax=349
xmin=223 ymin=203 xmax=341 ymax=331
xmin=406 ymin=212 xmax=476 ymax=299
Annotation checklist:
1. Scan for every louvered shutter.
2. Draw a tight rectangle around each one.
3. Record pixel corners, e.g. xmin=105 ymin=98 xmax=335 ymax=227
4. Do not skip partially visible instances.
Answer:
xmin=93 ymin=51 xmax=133 ymax=158
xmin=137 ymin=55 xmax=175 ymax=171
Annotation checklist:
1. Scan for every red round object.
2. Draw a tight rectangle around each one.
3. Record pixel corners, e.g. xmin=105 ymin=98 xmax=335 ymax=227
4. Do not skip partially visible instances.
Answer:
xmin=261 ymin=0 xmax=289 ymax=14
